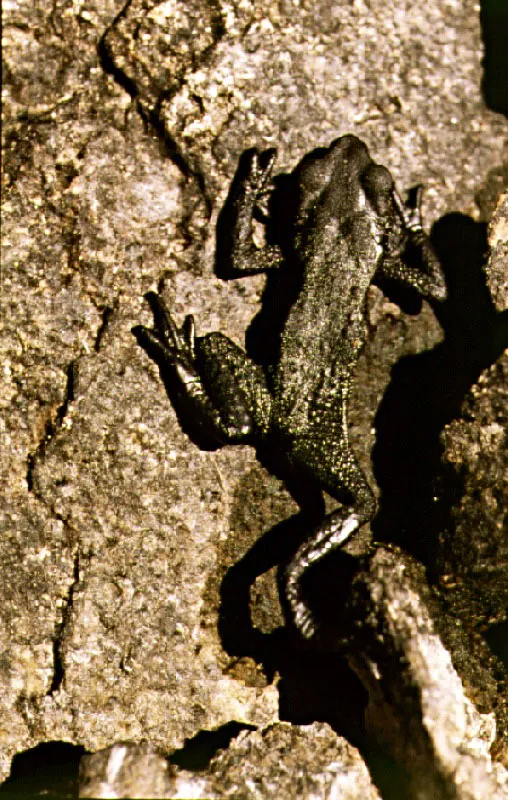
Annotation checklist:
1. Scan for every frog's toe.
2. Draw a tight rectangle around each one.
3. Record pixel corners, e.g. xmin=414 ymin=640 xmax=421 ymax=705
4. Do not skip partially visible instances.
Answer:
xmin=134 ymin=293 xmax=200 ymax=373
xmin=403 ymin=185 xmax=425 ymax=232
xmin=236 ymin=147 xmax=262 ymax=187
xmin=132 ymin=324 xmax=175 ymax=365
xmin=258 ymin=147 xmax=277 ymax=180
xmin=293 ymin=602 xmax=317 ymax=641
xmin=182 ymin=314 xmax=196 ymax=357
xmin=144 ymin=291 xmax=182 ymax=349
xmin=240 ymin=146 xmax=277 ymax=194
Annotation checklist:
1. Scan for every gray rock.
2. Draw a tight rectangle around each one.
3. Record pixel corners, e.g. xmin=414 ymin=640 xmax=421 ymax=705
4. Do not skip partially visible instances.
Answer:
xmin=485 ymin=192 xmax=508 ymax=312
xmin=79 ymin=725 xmax=381 ymax=799
xmin=438 ymin=352 xmax=508 ymax=630
xmin=1 ymin=0 xmax=507 ymax=793
xmin=345 ymin=546 xmax=508 ymax=800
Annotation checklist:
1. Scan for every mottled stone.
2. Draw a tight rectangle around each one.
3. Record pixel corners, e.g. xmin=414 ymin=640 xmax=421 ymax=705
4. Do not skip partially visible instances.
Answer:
xmin=1 ymin=0 xmax=507 ymax=792
xmin=485 ymin=192 xmax=508 ymax=312
xmin=79 ymin=742 xmax=176 ymax=799
xmin=103 ymin=0 xmax=507 ymax=227
xmin=202 ymin=722 xmax=381 ymax=800
xmin=79 ymin=724 xmax=381 ymax=800
xmin=438 ymin=353 xmax=507 ymax=630
xmin=345 ymin=547 xmax=508 ymax=800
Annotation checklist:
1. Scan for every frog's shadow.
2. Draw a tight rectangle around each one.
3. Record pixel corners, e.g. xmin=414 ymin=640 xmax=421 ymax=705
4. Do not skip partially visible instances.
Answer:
xmin=218 ymin=210 xmax=507 ymax=630
xmin=372 ymin=212 xmax=507 ymax=567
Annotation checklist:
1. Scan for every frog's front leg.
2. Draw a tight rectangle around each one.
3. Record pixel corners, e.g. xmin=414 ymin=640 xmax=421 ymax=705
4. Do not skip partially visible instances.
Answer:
xmin=133 ymin=292 xmax=271 ymax=445
xmin=216 ymin=147 xmax=284 ymax=277
xmin=378 ymin=186 xmax=447 ymax=303
xmin=284 ymin=457 xmax=376 ymax=641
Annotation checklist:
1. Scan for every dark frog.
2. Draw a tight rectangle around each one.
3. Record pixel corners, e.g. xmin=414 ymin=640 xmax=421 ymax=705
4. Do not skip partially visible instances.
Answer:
xmin=133 ymin=135 xmax=447 ymax=640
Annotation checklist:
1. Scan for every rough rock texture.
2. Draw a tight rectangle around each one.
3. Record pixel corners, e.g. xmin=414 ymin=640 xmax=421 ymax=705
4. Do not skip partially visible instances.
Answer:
xmin=1 ymin=0 xmax=507 ymax=796
xmin=79 ymin=741 xmax=178 ymax=799
xmin=101 ymin=0 xmax=506 ymax=228
xmin=2 ymin=0 xmax=280 ymax=779
xmin=79 ymin=725 xmax=382 ymax=799
xmin=485 ymin=192 xmax=508 ymax=312
xmin=428 ymin=191 xmax=508 ymax=735
xmin=438 ymin=353 xmax=507 ymax=631
xmin=345 ymin=547 xmax=508 ymax=800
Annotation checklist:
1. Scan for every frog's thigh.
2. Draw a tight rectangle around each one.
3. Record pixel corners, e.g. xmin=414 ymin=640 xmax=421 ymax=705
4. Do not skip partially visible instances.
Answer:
xmin=197 ymin=332 xmax=271 ymax=431
xmin=322 ymin=444 xmax=376 ymax=518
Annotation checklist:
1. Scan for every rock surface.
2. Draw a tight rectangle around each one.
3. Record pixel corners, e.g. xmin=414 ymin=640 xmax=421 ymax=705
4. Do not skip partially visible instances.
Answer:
xmin=485 ymin=192 xmax=508 ymax=312
xmin=1 ymin=0 xmax=507 ymax=796
xmin=345 ymin=547 xmax=508 ymax=800
xmin=79 ymin=725 xmax=381 ymax=799
xmin=438 ymin=352 xmax=507 ymax=632
xmin=80 ymin=741 xmax=178 ymax=799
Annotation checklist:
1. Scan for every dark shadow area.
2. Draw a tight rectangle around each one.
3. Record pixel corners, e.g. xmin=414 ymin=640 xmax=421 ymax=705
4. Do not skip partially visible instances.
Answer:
xmin=372 ymin=213 xmax=508 ymax=571
xmin=485 ymin=621 xmax=508 ymax=670
xmin=220 ymin=541 xmax=416 ymax=799
xmin=358 ymin=751 xmax=415 ymax=800
xmin=0 ymin=741 xmax=86 ymax=799
xmin=480 ymin=0 xmax=508 ymax=117
xmin=168 ymin=721 xmax=255 ymax=772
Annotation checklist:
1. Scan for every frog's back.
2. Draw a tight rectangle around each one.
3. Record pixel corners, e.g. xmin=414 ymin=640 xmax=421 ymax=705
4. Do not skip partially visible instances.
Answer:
xmin=271 ymin=136 xmax=389 ymax=436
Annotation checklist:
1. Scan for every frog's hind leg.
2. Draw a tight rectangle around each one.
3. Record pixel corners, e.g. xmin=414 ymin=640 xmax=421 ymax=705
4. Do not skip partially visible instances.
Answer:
xmin=133 ymin=292 xmax=271 ymax=446
xmin=284 ymin=456 xmax=376 ymax=641
xmin=196 ymin=328 xmax=272 ymax=442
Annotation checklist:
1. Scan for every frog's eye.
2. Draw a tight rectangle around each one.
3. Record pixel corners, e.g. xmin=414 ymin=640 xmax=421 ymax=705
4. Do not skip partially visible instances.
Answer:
xmin=362 ymin=163 xmax=393 ymax=196
xmin=362 ymin=164 xmax=394 ymax=215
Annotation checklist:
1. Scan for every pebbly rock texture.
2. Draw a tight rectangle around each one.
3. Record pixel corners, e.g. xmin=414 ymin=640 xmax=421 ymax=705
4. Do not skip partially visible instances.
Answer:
xmin=344 ymin=546 xmax=508 ymax=800
xmin=200 ymin=722 xmax=381 ymax=800
xmin=437 ymin=352 xmax=507 ymax=633
xmin=100 ymin=0 xmax=507 ymax=227
xmin=484 ymin=192 xmax=508 ymax=312
xmin=79 ymin=741 xmax=178 ymax=799
xmin=79 ymin=724 xmax=381 ymax=799
xmin=1 ymin=0 xmax=507 ymax=796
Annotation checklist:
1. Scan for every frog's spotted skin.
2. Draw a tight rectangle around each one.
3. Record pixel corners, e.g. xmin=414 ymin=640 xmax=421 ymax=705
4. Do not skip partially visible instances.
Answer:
xmin=133 ymin=136 xmax=447 ymax=640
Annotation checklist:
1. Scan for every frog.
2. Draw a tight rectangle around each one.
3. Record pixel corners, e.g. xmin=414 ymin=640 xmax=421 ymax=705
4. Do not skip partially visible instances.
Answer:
xmin=132 ymin=135 xmax=447 ymax=641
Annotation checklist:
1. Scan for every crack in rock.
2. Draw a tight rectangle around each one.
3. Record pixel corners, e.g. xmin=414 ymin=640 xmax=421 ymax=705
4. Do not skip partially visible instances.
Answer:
xmin=26 ymin=361 xmax=77 ymax=493
xmin=47 ymin=549 xmax=80 ymax=697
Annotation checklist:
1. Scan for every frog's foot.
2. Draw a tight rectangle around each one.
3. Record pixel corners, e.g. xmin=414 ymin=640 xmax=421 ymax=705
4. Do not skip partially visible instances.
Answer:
xmin=241 ymin=147 xmax=278 ymax=202
xmin=393 ymin=185 xmax=424 ymax=238
xmin=382 ymin=186 xmax=447 ymax=302
xmin=133 ymin=291 xmax=198 ymax=385
xmin=133 ymin=292 xmax=227 ymax=439
xmin=133 ymin=292 xmax=262 ymax=444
